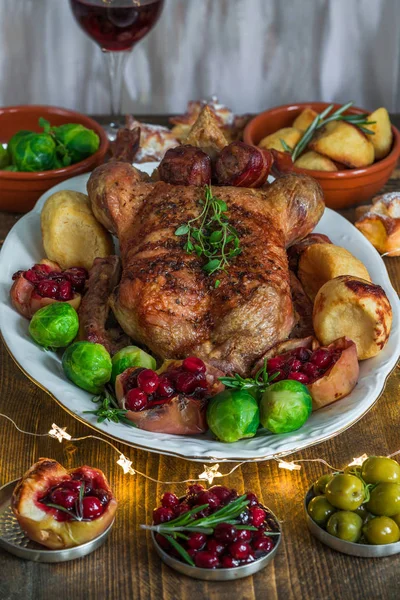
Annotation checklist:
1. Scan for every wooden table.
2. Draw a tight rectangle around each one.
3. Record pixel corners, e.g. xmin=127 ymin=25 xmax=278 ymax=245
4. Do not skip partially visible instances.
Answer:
xmin=1 ymin=116 xmax=399 ymax=600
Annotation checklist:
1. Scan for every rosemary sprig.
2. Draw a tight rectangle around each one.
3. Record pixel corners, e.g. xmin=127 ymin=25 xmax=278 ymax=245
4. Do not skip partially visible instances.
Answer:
xmin=175 ymin=184 xmax=241 ymax=286
xmin=84 ymin=386 xmax=136 ymax=427
xmin=290 ymin=102 xmax=376 ymax=162
xmin=218 ymin=359 xmax=277 ymax=396
xmin=42 ymin=483 xmax=86 ymax=522
xmin=44 ymin=502 xmax=82 ymax=521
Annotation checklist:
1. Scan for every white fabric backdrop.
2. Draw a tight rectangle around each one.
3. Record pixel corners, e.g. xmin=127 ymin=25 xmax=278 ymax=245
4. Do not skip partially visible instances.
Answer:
xmin=0 ymin=0 xmax=399 ymax=115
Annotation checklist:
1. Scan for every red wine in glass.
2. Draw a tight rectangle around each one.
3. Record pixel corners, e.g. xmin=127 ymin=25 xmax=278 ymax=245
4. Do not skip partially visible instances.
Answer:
xmin=69 ymin=0 xmax=165 ymax=136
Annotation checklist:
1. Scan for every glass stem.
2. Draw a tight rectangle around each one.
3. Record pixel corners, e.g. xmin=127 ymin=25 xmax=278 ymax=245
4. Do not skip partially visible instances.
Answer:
xmin=103 ymin=50 xmax=130 ymax=127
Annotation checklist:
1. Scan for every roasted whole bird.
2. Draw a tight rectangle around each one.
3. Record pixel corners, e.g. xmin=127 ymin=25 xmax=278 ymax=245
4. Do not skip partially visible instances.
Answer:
xmin=87 ymin=144 xmax=324 ymax=376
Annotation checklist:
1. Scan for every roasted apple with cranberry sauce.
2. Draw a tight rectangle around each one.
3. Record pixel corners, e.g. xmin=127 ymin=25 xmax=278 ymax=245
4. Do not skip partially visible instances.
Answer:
xmin=158 ymin=146 xmax=212 ymax=186
xmin=215 ymin=141 xmax=273 ymax=187
xmin=115 ymin=357 xmax=225 ymax=435
xmin=253 ymin=336 xmax=359 ymax=410
xmin=11 ymin=458 xmax=117 ymax=550
xmin=10 ymin=259 xmax=88 ymax=319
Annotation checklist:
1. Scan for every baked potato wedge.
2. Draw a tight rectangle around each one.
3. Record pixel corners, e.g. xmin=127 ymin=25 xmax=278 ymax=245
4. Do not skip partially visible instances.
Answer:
xmin=298 ymin=243 xmax=371 ymax=301
xmin=365 ymin=107 xmax=393 ymax=160
xmin=313 ymin=275 xmax=392 ymax=359
xmin=258 ymin=127 xmax=302 ymax=152
xmin=292 ymin=108 xmax=318 ymax=132
xmin=184 ymin=105 xmax=228 ymax=159
xmin=41 ymin=190 xmax=114 ymax=271
xmin=308 ymin=120 xmax=375 ymax=168
xmin=294 ymin=150 xmax=338 ymax=172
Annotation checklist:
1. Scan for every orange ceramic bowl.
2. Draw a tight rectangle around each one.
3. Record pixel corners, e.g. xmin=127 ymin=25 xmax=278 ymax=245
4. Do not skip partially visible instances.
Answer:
xmin=243 ymin=102 xmax=400 ymax=209
xmin=0 ymin=105 xmax=109 ymax=213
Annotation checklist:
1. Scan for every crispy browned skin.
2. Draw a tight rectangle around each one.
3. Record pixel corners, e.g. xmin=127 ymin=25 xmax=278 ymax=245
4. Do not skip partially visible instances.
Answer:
xmin=88 ymin=167 xmax=324 ymax=375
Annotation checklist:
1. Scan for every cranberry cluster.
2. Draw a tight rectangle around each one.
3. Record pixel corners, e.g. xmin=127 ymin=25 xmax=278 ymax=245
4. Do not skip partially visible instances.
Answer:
xmin=153 ymin=484 xmax=277 ymax=569
xmin=267 ymin=346 xmax=341 ymax=385
xmin=12 ymin=263 xmax=87 ymax=302
xmin=124 ymin=357 xmax=209 ymax=412
xmin=39 ymin=469 xmax=110 ymax=522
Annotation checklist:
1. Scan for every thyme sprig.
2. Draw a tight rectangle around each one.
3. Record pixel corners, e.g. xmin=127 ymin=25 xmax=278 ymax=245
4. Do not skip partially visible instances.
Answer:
xmin=289 ymin=102 xmax=376 ymax=161
xmin=218 ymin=359 xmax=277 ymax=395
xmin=84 ymin=386 xmax=136 ymax=427
xmin=175 ymin=185 xmax=241 ymax=287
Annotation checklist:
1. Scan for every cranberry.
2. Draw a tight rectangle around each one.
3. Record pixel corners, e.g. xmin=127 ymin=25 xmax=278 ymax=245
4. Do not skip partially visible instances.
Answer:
xmin=187 ymin=548 xmax=197 ymax=559
xmin=246 ymin=492 xmax=258 ymax=507
xmin=294 ymin=347 xmax=311 ymax=361
xmin=252 ymin=536 xmax=274 ymax=553
xmin=228 ymin=540 xmax=251 ymax=560
xmin=82 ymin=496 xmax=104 ymax=519
xmin=288 ymin=371 xmax=310 ymax=383
xmin=49 ymin=486 xmax=78 ymax=509
xmin=238 ymin=510 xmax=250 ymax=524
xmin=175 ymin=372 xmax=198 ymax=394
xmin=269 ymin=369 xmax=286 ymax=382
xmin=195 ymin=551 xmax=219 ymax=569
xmin=311 ymin=348 xmax=333 ymax=369
xmin=35 ymin=280 xmax=59 ymax=299
xmin=194 ymin=372 xmax=208 ymax=389
xmin=125 ymin=368 xmax=145 ymax=391
xmin=227 ymin=489 xmax=239 ymax=502
xmin=24 ymin=268 xmax=41 ymax=283
xmin=243 ymin=553 xmax=256 ymax=564
xmin=300 ymin=361 xmax=319 ymax=377
xmin=214 ymin=523 xmax=238 ymax=544
xmin=155 ymin=533 xmax=171 ymax=550
xmin=173 ymin=503 xmax=190 ymax=516
xmin=182 ymin=356 xmax=206 ymax=374
xmin=92 ymin=488 xmax=110 ymax=505
xmin=221 ymin=556 xmax=239 ymax=568
xmin=161 ymin=492 xmax=179 ymax=508
xmin=206 ymin=539 xmax=225 ymax=555
xmin=137 ymin=369 xmax=159 ymax=394
xmin=249 ymin=507 xmax=266 ymax=527
xmin=209 ymin=486 xmax=231 ymax=503
xmin=192 ymin=505 xmax=210 ymax=518
xmin=70 ymin=473 xmax=92 ymax=494
xmin=125 ymin=388 xmax=148 ymax=411
xmin=187 ymin=532 xmax=207 ymax=550
xmin=186 ymin=484 xmax=205 ymax=495
xmin=197 ymin=491 xmax=220 ymax=510
xmin=237 ymin=529 xmax=252 ymax=541
xmin=157 ymin=375 xmax=175 ymax=398
xmin=267 ymin=355 xmax=286 ymax=371
xmin=153 ymin=507 xmax=174 ymax=524
xmin=286 ymin=357 xmax=302 ymax=371
xmin=63 ymin=480 xmax=85 ymax=492
xmin=58 ymin=279 xmax=73 ymax=301
xmin=64 ymin=267 xmax=88 ymax=292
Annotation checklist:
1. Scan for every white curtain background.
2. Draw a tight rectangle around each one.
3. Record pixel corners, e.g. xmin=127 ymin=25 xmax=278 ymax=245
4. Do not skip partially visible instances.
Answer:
xmin=0 ymin=0 xmax=399 ymax=115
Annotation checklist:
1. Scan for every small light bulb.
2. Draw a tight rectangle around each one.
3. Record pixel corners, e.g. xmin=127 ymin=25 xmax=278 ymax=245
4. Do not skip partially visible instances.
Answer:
xmin=278 ymin=460 xmax=301 ymax=472
xmin=117 ymin=454 xmax=135 ymax=475
xmin=198 ymin=464 xmax=223 ymax=485
xmin=48 ymin=424 xmax=71 ymax=443
xmin=347 ymin=454 xmax=369 ymax=467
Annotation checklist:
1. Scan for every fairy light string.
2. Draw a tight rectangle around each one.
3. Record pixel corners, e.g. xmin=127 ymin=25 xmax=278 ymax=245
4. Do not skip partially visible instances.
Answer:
xmin=0 ymin=413 xmax=396 ymax=484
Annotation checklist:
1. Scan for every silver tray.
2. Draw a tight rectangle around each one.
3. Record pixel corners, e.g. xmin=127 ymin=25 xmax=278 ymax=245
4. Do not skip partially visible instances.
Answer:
xmin=304 ymin=487 xmax=400 ymax=558
xmin=0 ymin=478 xmax=114 ymax=562
xmin=151 ymin=504 xmax=281 ymax=581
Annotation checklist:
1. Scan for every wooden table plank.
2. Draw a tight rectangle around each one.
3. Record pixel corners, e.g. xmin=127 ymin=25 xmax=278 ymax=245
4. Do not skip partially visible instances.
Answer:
xmin=1 ymin=116 xmax=400 ymax=600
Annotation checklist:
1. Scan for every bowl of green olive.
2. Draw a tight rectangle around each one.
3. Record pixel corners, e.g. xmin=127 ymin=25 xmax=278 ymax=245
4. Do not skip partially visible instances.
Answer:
xmin=304 ymin=456 xmax=400 ymax=557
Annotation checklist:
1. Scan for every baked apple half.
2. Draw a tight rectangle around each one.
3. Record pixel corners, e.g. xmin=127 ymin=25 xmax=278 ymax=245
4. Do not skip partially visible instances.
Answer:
xmin=115 ymin=357 xmax=225 ymax=435
xmin=12 ymin=458 xmax=117 ymax=549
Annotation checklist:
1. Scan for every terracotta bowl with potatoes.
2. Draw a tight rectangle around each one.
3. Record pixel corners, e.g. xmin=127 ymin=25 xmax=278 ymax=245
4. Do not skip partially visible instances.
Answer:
xmin=244 ymin=102 xmax=400 ymax=209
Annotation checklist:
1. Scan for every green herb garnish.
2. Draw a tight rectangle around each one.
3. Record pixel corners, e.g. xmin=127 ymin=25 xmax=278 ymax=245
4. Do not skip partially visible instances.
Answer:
xmin=42 ymin=483 xmax=86 ymax=522
xmin=175 ymin=185 xmax=241 ymax=286
xmin=289 ymin=102 xmax=376 ymax=162
xmin=84 ymin=386 xmax=136 ymax=427
xmin=218 ymin=359 xmax=277 ymax=394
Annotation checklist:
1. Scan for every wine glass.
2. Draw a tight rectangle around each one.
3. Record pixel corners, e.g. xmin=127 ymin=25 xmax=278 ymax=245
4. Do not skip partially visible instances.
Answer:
xmin=69 ymin=0 xmax=164 ymax=138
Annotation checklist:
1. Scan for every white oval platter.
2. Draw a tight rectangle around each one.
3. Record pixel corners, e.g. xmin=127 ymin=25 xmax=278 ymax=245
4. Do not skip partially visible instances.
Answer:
xmin=0 ymin=164 xmax=399 ymax=462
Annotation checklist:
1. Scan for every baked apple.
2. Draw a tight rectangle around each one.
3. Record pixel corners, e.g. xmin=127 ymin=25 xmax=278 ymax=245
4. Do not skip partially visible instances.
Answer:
xmin=115 ymin=357 xmax=225 ymax=435
xmin=254 ymin=336 xmax=359 ymax=410
xmin=12 ymin=458 xmax=117 ymax=550
xmin=11 ymin=260 xmax=87 ymax=319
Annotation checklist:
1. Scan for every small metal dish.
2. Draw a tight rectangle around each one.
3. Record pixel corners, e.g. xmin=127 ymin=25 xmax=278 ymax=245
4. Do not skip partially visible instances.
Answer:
xmin=151 ymin=504 xmax=281 ymax=581
xmin=304 ymin=487 xmax=400 ymax=558
xmin=0 ymin=478 xmax=114 ymax=562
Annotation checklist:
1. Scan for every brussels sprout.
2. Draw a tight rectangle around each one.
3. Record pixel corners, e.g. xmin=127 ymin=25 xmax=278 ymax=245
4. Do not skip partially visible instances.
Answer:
xmin=12 ymin=132 xmax=56 ymax=172
xmin=29 ymin=302 xmax=79 ymax=349
xmin=53 ymin=123 xmax=100 ymax=163
xmin=62 ymin=341 xmax=112 ymax=394
xmin=206 ymin=390 xmax=259 ymax=442
xmin=0 ymin=144 xmax=9 ymax=168
xmin=260 ymin=380 xmax=312 ymax=434
xmin=7 ymin=130 xmax=32 ymax=161
xmin=111 ymin=346 xmax=156 ymax=386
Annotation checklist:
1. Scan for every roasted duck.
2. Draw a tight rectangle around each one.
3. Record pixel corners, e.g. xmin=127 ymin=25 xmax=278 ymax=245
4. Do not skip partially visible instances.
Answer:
xmin=88 ymin=144 xmax=324 ymax=376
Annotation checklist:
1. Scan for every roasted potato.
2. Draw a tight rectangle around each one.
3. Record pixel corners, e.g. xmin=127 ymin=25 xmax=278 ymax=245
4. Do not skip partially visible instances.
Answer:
xmin=294 ymin=150 xmax=338 ymax=172
xmin=258 ymin=127 xmax=302 ymax=152
xmin=293 ymin=108 xmax=318 ymax=132
xmin=41 ymin=190 xmax=114 ymax=271
xmin=308 ymin=120 xmax=375 ymax=168
xmin=355 ymin=192 xmax=400 ymax=256
xmin=298 ymin=243 xmax=371 ymax=300
xmin=184 ymin=105 xmax=228 ymax=159
xmin=313 ymin=275 xmax=392 ymax=359
xmin=365 ymin=107 xmax=393 ymax=160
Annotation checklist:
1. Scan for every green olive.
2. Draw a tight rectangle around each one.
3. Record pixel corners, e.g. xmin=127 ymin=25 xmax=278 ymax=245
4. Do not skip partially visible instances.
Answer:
xmin=354 ymin=504 xmax=370 ymax=522
xmin=326 ymin=511 xmax=363 ymax=542
xmin=363 ymin=516 xmax=400 ymax=545
xmin=313 ymin=474 xmax=334 ymax=496
xmin=307 ymin=495 xmax=336 ymax=527
xmin=325 ymin=474 xmax=365 ymax=510
xmin=343 ymin=466 xmax=362 ymax=477
xmin=361 ymin=456 xmax=400 ymax=485
xmin=392 ymin=513 xmax=400 ymax=528
xmin=366 ymin=482 xmax=400 ymax=516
